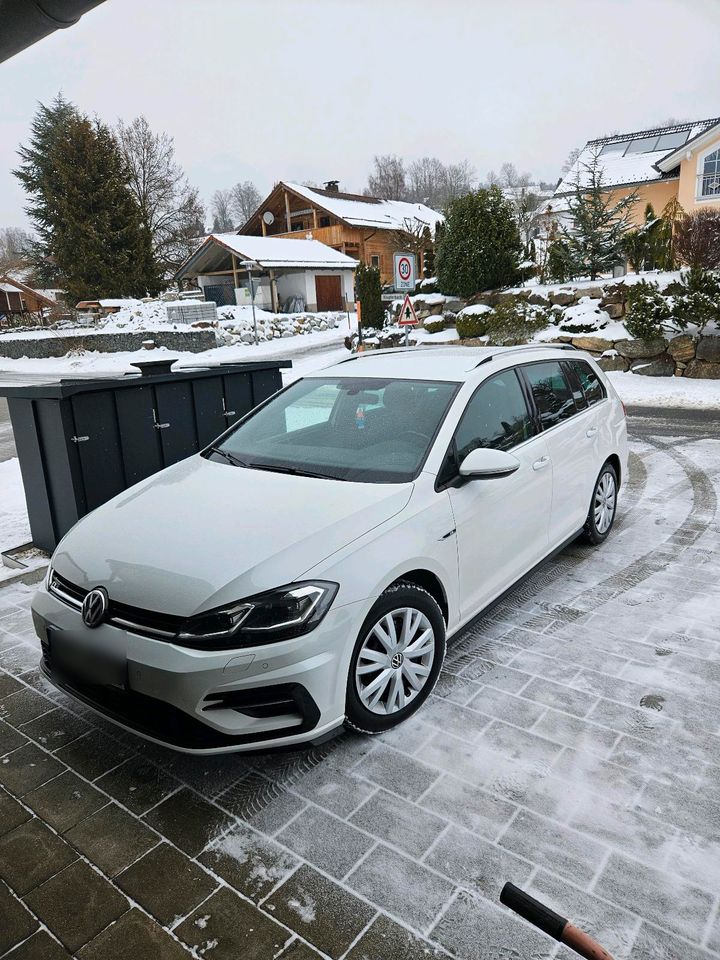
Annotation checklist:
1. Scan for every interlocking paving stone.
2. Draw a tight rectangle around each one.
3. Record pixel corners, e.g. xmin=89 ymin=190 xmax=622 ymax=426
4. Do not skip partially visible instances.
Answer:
xmin=594 ymin=851 xmax=715 ymax=943
xmin=418 ymin=775 xmax=517 ymax=841
xmin=498 ymin=809 xmax=607 ymax=886
xmin=143 ymin=788 xmax=235 ymax=857
xmin=76 ymin=907 xmax=190 ymax=960
xmin=0 ymin=787 xmax=32 ymax=836
xmin=637 ymin=777 xmax=720 ymax=840
xmin=424 ymin=824 xmax=532 ymax=901
xmin=276 ymin=804 xmax=373 ymax=879
xmin=0 ymin=818 xmax=77 ymax=895
xmin=353 ymin=745 xmax=440 ymax=801
xmin=0 ymin=878 xmax=39 ymax=954
xmin=19 ymin=708 xmax=91 ymax=752
xmin=0 ymin=742 xmax=65 ymax=796
xmin=4 ymin=928 xmax=71 ymax=959
xmin=521 ymin=676 xmax=599 ymax=717
xmin=117 ymin=842 xmax=218 ymax=926
xmin=22 ymin=770 xmax=108 ymax=833
xmin=217 ymin=774 xmax=308 ymax=834
xmin=276 ymin=938 xmax=325 ymax=959
xmin=346 ymin=843 xmax=455 ymax=931
xmin=566 ymin=795 xmax=677 ymax=866
xmin=53 ymin=730 xmax=131 ymax=781
xmin=176 ymin=887 xmax=290 ymax=960
xmin=350 ymin=787 xmax=448 ymax=858
xmin=417 ymin=697 xmax=491 ymax=741
xmin=0 ymin=718 xmax=27 ymax=756
xmin=23 ymin=860 xmax=129 ymax=953
xmin=631 ymin=922 xmax=718 ymax=960
xmin=287 ymin=763 xmax=376 ymax=818
xmin=479 ymin=720 xmax=563 ymax=767
xmin=266 ymin=864 xmax=375 ymax=958
xmin=709 ymin=911 xmax=720 ymax=954
xmin=94 ymin=757 xmax=179 ymax=815
xmin=0 ymin=688 xmax=53 ymax=727
xmin=64 ymin=802 xmax=158 ymax=877
xmin=468 ymin=685 xmax=546 ymax=729
xmin=531 ymin=708 xmax=619 ymax=755
xmin=198 ymin=821 xmax=298 ymax=902
xmin=0 ymin=673 xmax=24 ymax=699
xmin=430 ymin=889 xmax=550 ymax=958
xmin=345 ymin=912 xmax=446 ymax=959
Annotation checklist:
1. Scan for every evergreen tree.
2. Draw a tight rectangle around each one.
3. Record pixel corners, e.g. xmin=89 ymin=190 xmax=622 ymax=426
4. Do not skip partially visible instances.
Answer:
xmin=14 ymin=95 xmax=160 ymax=301
xmin=561 ymin=148 xmax=638 ymax=280
xmin=435 ymin=187 xmax=521 ymax=297
xmin=355 ymin=262 xmax=383 ymax=329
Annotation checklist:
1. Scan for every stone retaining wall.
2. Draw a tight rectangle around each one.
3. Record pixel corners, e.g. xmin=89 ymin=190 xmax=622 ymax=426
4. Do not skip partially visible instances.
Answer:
xmin=553 ymin=333 xmax=720 ymax=378
xmin=0 ymin=329 xmax=217 ymax=359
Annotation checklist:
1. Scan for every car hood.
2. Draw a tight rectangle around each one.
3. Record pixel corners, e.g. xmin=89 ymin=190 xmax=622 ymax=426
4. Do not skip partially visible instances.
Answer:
xmin=52 ymin=456 xmax=412 ymax=617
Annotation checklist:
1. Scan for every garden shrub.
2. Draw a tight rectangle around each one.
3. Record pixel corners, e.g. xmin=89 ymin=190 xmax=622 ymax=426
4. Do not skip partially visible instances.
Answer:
xmin=456 ymin=306 xmax=492 ymax=339
xmin=481 ymin=299 xmax=551 ymax=345
xmin=670 ymin=268 xmax=720 ymax=335
xmin=624 ymin=280 xmax=673 ymax=340
xmin=423 ymin=318 xmax=445 ymax=334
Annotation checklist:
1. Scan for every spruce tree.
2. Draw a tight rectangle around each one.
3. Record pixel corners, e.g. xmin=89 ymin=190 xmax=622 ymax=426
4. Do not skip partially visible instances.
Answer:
xmin=355 ymin=262 xmax=383 ymax=329
xmin=435 ymin=187 xmax=521 ymax=297
xmin=14 ymin=95 xmax=160 ymax=301
xmin=561 ymin=148 xmax=638 ymax=280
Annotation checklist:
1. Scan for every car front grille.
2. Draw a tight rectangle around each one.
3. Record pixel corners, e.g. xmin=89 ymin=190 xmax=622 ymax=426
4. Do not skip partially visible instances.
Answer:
xmin=48 ymin=570 xmax=185 ymax=641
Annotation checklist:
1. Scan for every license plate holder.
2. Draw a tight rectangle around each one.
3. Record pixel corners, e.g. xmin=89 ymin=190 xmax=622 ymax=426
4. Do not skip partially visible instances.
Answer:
xmin=47 ymin=627 xmax=128 ymax=690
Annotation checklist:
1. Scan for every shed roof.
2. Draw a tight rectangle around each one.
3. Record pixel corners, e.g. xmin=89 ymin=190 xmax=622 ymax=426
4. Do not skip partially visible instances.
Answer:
xmin=0 ymin=274 xmax=56 ymax=309
xmin=174 ymin=233 xmax=358 ymax=280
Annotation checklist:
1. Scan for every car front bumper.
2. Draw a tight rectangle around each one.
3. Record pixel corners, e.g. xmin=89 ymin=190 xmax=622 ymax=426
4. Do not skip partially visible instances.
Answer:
xmin=31 ymin=584 xmax=365 ymax=754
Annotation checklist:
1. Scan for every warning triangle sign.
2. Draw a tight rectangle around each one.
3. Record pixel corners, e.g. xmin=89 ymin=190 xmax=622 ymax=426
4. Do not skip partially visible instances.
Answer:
xmin=398 ymin=294 xmax=419 ymax=326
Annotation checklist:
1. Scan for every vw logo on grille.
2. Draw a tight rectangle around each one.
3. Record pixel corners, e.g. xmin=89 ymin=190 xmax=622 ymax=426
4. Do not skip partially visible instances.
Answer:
xmin=82 ymin=588 xmax=108 ymax=629
xmin=391 ymin=652 xmax=404 ymax=669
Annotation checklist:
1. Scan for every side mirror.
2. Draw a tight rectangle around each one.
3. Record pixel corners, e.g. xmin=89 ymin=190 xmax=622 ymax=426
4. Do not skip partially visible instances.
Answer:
xmin=459 ymin=447 xmax=520 ymax=479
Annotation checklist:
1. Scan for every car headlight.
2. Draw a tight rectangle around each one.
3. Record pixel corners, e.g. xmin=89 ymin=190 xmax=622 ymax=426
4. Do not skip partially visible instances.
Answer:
xmin=175 ymin=581 xmax=339 ymax=649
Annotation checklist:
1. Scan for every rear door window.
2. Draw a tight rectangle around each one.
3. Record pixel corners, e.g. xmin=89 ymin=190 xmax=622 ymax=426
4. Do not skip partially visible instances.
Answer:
xmin=569 ymin=360 xmax=606 ymax=406
xmin=562 ymin=361 xmax=589 ymax=411
xmin=522 ymin=361 xmax=577 ymax=429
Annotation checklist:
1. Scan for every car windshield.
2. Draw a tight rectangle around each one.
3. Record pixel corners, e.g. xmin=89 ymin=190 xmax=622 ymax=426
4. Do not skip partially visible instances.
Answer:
xmin=209 ymin=376 xmax=458 ymax=483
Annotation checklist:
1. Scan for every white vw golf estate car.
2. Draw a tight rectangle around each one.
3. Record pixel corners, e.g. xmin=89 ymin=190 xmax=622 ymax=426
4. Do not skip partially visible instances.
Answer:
xmin=32 ymin=345 xmax=627 ymax=753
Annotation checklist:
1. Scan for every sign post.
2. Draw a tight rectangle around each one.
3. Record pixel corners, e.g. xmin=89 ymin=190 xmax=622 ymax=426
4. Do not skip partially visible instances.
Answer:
xmin=393 ymin=252 xmax=416 ymax=293
xmin=397 ymin=293 xmax=418 ymax=346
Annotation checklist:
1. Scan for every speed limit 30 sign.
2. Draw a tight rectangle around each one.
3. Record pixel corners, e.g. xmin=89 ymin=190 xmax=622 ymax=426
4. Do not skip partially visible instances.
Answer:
xmin=393 ymin=252 xmax=416 ymax=291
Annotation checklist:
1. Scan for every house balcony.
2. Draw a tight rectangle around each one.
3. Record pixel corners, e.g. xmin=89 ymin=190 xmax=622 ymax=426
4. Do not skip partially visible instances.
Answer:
xmin=697 ymin=172 xmax=720 ymax=199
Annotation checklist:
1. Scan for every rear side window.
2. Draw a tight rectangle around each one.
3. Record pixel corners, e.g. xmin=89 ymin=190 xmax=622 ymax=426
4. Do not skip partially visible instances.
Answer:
xmin=454 ymin=369 xmax=536 ymax=461
xmin=522 ymin=361 xmax=577 ymax=429
xmin=570 ymin=360 xmax=606 ymax=405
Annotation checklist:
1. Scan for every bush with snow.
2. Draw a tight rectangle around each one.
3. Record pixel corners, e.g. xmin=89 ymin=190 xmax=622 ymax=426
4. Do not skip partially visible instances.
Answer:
xmin=624 ymin=270 xmax=720 ymax=340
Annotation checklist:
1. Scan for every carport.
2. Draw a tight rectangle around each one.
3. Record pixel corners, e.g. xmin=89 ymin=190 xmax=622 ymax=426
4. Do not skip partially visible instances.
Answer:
xmin=174 ymin=233 xmax=357 ymax=312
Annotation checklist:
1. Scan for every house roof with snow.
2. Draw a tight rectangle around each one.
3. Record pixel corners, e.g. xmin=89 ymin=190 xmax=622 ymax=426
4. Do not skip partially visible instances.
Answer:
xmin=174 ymin=233 xmax=358 ymax=281
xmin=0 ymin=275 xmax=56 ymax=310
xmin=554 ymin=117 xmax=720 ymax=195
xmin=239 ymin=181 xmax=443 ymax=235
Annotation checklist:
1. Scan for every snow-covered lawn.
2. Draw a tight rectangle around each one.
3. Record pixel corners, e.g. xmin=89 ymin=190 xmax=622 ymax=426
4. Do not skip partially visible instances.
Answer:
xmin=608 ymin=371 xmax=720 ymax=408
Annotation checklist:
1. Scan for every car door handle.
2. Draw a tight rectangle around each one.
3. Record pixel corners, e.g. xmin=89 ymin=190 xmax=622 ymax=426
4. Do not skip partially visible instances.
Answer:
xmin=532 ymin=456 xmax=550 ymax=471
xmin=586 ymin=427 xmax=597 ymax=438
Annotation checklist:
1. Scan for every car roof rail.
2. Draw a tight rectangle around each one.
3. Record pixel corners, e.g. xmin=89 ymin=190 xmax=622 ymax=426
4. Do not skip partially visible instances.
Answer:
xmin=474 ymin=342 xmax=579 ymax=367
xmin=335 ymin=345 xmax=450 ymax=364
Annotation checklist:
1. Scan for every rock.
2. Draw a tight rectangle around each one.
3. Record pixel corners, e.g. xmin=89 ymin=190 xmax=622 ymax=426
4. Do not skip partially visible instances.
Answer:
xmin=443 ymin=298 xmax=466 ymax=313
xmin=240 ymin=332 xmax=255 ymax=343
xmin=571 ymin=336 xmax=615 ymax=353
xmin=667 ymin=334 xmax=696 ymax=362
xmin=598 ymin=356 xmax=630 ymax=372
xmin=603 ymin=302 xmax=624 ymax=319
xmin=684 ymin=359 xmax=720 ymax=379
xmin=583 ymin=286 xmax=604 ymax=299
xmin=429 ymin=302 xmax=444 ymax=315
xmin=696 ymin=336 xmax=720 ymax=362
xmin=528 ymin=293 xmax=550 ymax=306
xmin=630 ymin=354 xmax=675 ymax=377
xmin=616 ymin=337 xmax=668 ymax=359
xmin=550 ymin=291 xmax=575 ymax=306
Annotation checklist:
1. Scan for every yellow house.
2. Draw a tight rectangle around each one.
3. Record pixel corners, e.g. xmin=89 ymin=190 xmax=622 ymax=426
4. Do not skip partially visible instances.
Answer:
xmin=553 ymin=117 xmax=720 ymax=226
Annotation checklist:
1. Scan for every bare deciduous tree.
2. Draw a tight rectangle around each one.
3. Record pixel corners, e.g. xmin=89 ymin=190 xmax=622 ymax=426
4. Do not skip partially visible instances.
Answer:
xmin=366 ymin=155 xmax=408 ymax=200
xmin=674 ymin=209 xmax=720 ymax=270
xmin=231 ymin=181 xmax=262 ymax=225
xmin=211 ymin=189 xmax=235 ymax=232
xmin=442 ymin=160 xmax=475 ymax=203
xmin=0 ymin=226 xmax=34 ymax=274
xmin=407 ymin=157 xmax=475 ymax=209
xmin=116 ymin=116 xmax=206 ymax=275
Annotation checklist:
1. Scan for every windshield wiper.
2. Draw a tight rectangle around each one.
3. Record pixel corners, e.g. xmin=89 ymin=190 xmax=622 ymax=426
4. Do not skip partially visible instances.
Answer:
xmin=206 ymin=446 xmax=247 ymax=467
xmin=246 ymin=461 xmax=347 ymax=481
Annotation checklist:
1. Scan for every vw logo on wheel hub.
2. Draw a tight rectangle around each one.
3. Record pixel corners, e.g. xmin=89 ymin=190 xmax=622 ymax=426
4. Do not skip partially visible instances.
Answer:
xmin=82 ymin=587 xmax=108 ymax=629
xmin=391 ymin=652 xmax=404 ymax=669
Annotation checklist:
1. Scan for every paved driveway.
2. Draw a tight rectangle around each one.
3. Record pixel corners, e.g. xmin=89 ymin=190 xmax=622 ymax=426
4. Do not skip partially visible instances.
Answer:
xmin=1 ymin=412 xmax=719 ymax=959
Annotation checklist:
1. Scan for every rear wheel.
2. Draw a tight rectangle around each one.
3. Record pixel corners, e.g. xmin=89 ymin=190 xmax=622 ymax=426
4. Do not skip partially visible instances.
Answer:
xmin=345 ymin=583 xmax=445 ymax=735
xmin=582 ymin=462 xmax=618 ymax=545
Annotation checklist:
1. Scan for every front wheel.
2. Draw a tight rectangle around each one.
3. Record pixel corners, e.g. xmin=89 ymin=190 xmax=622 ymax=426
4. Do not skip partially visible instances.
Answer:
xmin=345 ymin=583 xmax=446 ymax=735
xmin=582 ymin=462 xmax=618 ymax=545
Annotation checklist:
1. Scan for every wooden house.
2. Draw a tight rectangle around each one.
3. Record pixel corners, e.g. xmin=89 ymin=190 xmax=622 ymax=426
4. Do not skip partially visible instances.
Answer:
xmin=0 ymin=275 xmax=57 ymax=325
xmin=239 ymin=181 xmax=443 ymax=287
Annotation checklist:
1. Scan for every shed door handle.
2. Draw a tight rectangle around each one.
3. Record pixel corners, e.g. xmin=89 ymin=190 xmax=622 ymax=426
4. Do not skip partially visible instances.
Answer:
xmin=153 ymin=422 xmax=170 ymax=430
xmin=71 ymin=435 xmax=89 ymax=443
xmin=223 ymin=410 xmax=236 ymax=418
xmin=532 ymin=456 xmax=550 ymax=471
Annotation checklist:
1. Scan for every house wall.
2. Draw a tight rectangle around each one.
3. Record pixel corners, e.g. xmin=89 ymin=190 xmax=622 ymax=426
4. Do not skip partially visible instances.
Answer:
xmin=605 ymin=179 xmax=679 ymax=225
xmin=677 ymin=132 xmax=720 ymax=212
xmin=276 ymin=270 xmax=354 ymax=312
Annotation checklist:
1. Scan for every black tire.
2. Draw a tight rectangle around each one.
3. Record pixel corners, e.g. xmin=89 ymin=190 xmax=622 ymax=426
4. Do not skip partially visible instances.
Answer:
xmin=345 ymin=582 xmax=446 ymax=735
xmin=581 ymin=462 xmax=619 ymax=545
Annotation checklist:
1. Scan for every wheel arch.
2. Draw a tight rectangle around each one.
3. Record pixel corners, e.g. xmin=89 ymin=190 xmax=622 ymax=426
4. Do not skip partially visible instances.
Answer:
xmin=388 ymin=568 xmax=449 ymax=624
xmin=605 ymin=453 xmax=621 ymax=488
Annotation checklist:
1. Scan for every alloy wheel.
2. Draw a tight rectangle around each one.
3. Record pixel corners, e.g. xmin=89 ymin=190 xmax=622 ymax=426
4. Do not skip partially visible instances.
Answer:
xmin=355 ymin=607 xmax=435 ymax=715
xmin=594 ymin=471 xmax=617 ymax=534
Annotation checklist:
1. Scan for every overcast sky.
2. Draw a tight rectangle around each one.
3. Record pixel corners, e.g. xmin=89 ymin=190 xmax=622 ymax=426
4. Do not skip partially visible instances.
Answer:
xmin=2 ymin=0 xmax=720 ymax=228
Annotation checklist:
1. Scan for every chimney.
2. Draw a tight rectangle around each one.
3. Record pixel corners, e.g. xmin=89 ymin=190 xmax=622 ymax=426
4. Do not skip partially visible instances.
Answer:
xmin=324 ymin=180 xmax=340 ymax=192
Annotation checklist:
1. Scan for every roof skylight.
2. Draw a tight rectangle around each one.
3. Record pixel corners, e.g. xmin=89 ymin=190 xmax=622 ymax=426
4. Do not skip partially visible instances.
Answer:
xmin=596 ymin=129 xmax=690 ymax=159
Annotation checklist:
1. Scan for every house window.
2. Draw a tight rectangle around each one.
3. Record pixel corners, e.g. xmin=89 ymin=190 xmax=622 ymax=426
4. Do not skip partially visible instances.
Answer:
xmin=319 ymin=216 xmax=331 ymax=227
xmin=700 ymin=148 xmax=720 ymax=198
xmin=370 ymin=255 xmax=380 ymax=269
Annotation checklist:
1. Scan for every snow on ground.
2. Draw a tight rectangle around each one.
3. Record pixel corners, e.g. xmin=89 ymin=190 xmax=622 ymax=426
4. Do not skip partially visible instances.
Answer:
xmin=608 ymin=371 xmax=720 ymax=408
xmin=409 ymin=326 xmax=459 ymax=343
xmin=512 ymin=269 xmax=684 ymax=297
xmin=0 ymin=457 xmax=47 ymax=578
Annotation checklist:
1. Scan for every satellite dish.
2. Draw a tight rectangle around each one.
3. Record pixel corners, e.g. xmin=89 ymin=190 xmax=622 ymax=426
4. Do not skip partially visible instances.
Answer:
xmin=262 ymin=211 xmax=275 ymax=225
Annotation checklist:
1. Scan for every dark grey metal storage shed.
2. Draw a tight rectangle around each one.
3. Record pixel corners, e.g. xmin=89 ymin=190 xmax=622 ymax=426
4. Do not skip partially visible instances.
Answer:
xmin=0 ymin=358 xmax=290 ymax=551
